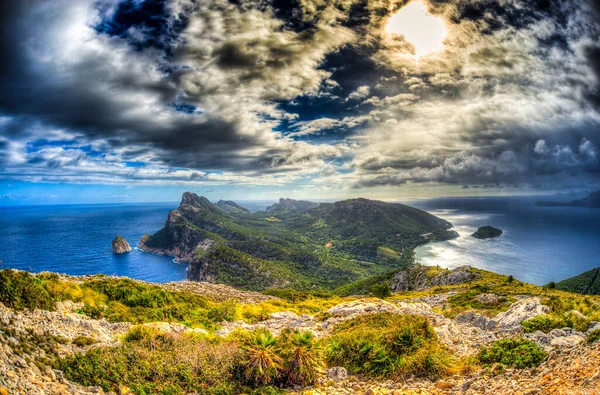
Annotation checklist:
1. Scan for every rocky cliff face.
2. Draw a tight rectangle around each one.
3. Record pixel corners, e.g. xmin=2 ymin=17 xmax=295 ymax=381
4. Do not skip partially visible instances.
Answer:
xmin=266 ymin=197 xmax=319 ymax=212
xmin=390 ymin=265 xmax=479 ymax=291
xmin=215 ymin=200 xmax=250 ymax=214
xmin=111 ymin=235 xmax=131 ymax=254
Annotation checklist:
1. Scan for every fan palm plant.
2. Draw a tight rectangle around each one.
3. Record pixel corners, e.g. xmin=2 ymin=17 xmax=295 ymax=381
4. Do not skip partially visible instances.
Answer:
xmin=240 ymin=329 xmax=283 ymax=385
xmin=280 ymin=330 xmax=324 ymax=386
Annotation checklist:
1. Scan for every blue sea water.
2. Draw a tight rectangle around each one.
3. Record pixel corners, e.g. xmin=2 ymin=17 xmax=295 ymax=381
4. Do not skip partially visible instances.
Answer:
xmin=0 ymin=196 xmax=599 ymax=285
xmin=407 ymin=196 xmax=600 ymax=285
xmin=0 ymin=203 xmax=186 ymax=282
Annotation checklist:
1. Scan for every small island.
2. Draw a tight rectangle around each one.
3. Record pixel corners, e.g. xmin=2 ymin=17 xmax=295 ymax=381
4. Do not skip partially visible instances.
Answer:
xmin=112 ymin=235 xmax=131 ymax=254
xmin=472 ymin=226 xmax=503 ymax=239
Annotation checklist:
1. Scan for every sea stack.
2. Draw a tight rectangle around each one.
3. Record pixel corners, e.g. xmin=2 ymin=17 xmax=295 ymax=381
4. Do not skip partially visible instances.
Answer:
xmin=112 ymin=235 xmax=131 ymax=254
xmin=472 ymin=226 xmax=503 ymax=239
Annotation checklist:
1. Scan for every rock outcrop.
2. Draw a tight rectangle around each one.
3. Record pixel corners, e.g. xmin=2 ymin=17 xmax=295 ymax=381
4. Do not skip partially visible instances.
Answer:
xmin=215 ymin=200 xmax=250 ymax=214
xmin=494 ymin=297 xmax=550 ymax=332
xmin=390 ymin=265 xmax=479 ymax=291
xmin=471 ymin=226 xmax=503 ymax=239
xmin=266 ymin=198 xmax=319 ymax=212
xmin=111 ymin=235 xmax=131 ymax=254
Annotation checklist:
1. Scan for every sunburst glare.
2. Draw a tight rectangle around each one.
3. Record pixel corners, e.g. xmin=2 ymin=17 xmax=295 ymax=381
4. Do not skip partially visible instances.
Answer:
xmin=385 ymin=0 xmax=447 ymax=57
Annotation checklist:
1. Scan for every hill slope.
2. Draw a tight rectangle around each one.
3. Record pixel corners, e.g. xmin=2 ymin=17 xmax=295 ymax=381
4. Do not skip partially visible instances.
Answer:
xmin=139 ymin=192 xmax=458 ymax=290
xmin=554 ymin=267 xmax=600 ymax=295
xmin=536 ymin=189 xmax=600 ymax=208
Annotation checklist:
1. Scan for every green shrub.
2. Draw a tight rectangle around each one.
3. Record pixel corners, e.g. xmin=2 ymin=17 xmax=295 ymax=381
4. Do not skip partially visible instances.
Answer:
xmin=279 ymin=330 xmax=324 ymax=386
xmin=478 ymin=338 xmax=546 ymax=369
xmin=325 ymin=313 xmax=449 ymax=378
xmin=587 ymin=329 xmax=600 ymax=344
xmin=0 ymin=270 xmax=55 ymax=310
xmin=240 ymin=329 xmax=283 ymax=385
xmin=72 ymin=336 xmax=97 ymax=347
xmin=370 ymin=282 xmax=391 ymax=299
xmin=522 ymin=313 xmax=590 ymax=333
xmin=57 ymin=332 xmax=243 ymax=394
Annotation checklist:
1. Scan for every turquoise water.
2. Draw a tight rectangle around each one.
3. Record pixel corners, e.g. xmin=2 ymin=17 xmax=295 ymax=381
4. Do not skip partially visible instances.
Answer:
xmin=1 ymin=197 xmax=599 ymax=285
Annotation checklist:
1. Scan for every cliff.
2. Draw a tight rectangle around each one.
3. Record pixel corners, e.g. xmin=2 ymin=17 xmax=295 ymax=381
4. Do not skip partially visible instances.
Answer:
xmin=266 ymin=197 xmax=319 ymax=212
xmin=215 ymin=200 xmax=250 ymax=214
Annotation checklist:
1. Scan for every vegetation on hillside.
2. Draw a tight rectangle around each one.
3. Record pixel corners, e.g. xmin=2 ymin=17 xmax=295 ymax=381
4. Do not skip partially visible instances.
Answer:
xmin=3 ymin=268 xmax=600 ymax=394
xmin=478 ymin=338 xmax=546 ymax=369
xmin=554 ymin=267 xmax=600 ymax=295
xmin=140 ymin=193 xmax=457 ymax=291
xmin=326 ymin=313 xmax=450 ymax=378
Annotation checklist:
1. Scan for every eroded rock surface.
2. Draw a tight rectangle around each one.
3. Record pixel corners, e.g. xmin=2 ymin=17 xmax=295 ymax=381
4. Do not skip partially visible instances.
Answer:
xmin=390 ymin=265 xmax=479 ymax=292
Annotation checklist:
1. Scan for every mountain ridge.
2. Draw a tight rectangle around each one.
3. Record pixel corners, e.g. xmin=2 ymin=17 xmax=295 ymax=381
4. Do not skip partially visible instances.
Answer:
xmin=139 ymin=192 xmax=458 ymax=290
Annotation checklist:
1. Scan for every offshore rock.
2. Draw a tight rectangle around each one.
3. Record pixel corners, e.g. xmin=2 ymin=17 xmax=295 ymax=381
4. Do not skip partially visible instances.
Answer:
xmin=112 ymin=235 xmax=131 ymax=254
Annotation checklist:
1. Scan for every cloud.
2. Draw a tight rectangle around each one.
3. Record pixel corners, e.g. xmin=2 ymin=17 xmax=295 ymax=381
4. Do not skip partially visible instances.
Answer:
xmin=0 ymin=0 xmax=599 ymax=194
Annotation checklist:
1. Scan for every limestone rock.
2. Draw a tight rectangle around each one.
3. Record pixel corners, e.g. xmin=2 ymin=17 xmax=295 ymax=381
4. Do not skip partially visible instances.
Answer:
xmin=327 ymin=367 xmax=347 ymax=382
xmin=493 ymin=297 xmax=550 ymax=332
xmin=454 ymin=311 xmax=497 ymax=330
xmin=112 ymin=235 xmax=131 ymax=254
xmin=390 ymin=265 xmax=479 ymax=292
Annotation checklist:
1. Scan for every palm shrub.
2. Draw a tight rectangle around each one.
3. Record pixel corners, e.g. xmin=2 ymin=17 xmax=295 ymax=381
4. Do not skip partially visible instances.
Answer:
xmin=279 ymin=330 xmax=324 ymax=386
xmin=240 ymin=329 xmax=283 ymax=385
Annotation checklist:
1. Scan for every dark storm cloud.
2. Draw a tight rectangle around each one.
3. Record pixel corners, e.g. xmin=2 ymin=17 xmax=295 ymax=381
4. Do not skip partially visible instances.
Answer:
xmin=0 ymin=0 xmax=599 ymax=191
xmin=0 ymin=0 xmax=353 ymax=177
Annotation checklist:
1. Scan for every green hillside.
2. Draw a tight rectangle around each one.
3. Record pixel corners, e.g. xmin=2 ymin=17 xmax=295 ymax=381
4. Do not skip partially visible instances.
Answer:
xmin=140 ymin=193 xmax=458 ymax=291
xmin=554 ymin=267 xmax=600 ymax=295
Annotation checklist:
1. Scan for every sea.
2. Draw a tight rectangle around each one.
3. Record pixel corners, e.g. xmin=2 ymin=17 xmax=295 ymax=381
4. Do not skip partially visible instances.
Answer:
xmin=0 ymin=196 xmax=599 ymax=285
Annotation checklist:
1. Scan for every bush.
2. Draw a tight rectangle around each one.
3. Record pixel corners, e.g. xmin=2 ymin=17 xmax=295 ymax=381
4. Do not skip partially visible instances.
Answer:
xmin=279 ymin=330 xmax=324 ymax=386
xmin=72 ymin=336 xmax=97 ymax=347
xmin=0 ymin=270 xmax=55 ymax=310
xmin=587 ymin=329 xmax=600 ymax=344
xmin=57 ymin=331 xmax=243 ymax=394
xmin=325 ymin=313 xmax=449 ymax=378
xmin=522 ymin=312 xmax=590 ymax=333
xmin=240 ymin=329 xmax=283 ymax=385
xmin=478 ymin=338 xmax=546 ymax=369
xmin=370 ymin=283 xmax=391 ymax=299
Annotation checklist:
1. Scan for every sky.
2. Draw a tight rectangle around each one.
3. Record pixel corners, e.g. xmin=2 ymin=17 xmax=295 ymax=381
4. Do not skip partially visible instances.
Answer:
xmin=0 ymin=0 xmax=599 ymax=205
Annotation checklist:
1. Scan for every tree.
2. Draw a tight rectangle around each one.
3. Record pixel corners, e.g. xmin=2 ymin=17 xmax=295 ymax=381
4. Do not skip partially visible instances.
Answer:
xmin=371 ymin=282 xmax=392 ymax=299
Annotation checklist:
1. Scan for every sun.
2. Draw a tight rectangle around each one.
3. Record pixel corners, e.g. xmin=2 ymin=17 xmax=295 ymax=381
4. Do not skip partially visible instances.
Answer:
xmin=385 ymin=0 xmax=447 ymax=57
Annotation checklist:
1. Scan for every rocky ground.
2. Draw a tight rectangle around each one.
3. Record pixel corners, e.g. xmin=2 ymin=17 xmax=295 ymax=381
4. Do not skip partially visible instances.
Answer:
xmin=294 ymin=342 xmax=600 ymax=394
xmin=1 ymin=270 xmax=599 ymax=394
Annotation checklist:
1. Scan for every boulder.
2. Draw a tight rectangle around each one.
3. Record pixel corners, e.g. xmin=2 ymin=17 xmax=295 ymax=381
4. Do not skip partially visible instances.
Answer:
xmin=390 ymin=265 xmax=478 ymax=292
xmin=493 ymin=297 xmax=550 ymax=332
xmin=327 ymin=367 xmax=348 ymax=381
xmin=454 ymin=311 xmax=497 ymax=330
xmin=112 ymin=235 xmax=131 ymax=254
